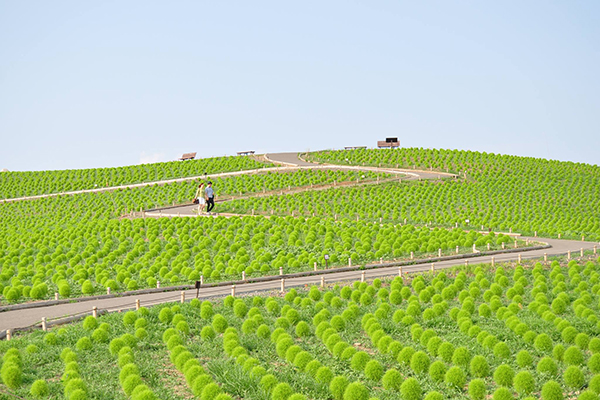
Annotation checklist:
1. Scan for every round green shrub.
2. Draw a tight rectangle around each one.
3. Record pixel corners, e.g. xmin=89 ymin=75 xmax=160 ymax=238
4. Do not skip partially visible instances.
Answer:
xmin=424 ymin=392 xmax=443 ymax=400
xmin=316 ymin=366 xmax=334 ymax=384
xmin=201 ymin=383 xmax=222 ymax=400
xmin=329 ymin=375 xmax=349 ymax=400
xmin=553 ymin=344 xmax=565 ymax=361
xmin=564 ymin=365 xmax=585 ymax=389
xmin=1 ymin=365 xmax=22 ymax=389
xmin=452 ymin=346 xmax=471 ymax=367
xmin=30 ymin=379 xmax=49 ymax=398
xmin=445 ymin=366 xmax=466 ymax=389
xmin=537 ymin=357 xmax=558 ymax=376
xmin=363 ymin=360 xmax=383 ymax=381
xmin=272 ymin=382 xmax=294 ymax=400
xmin=428 ymin=360 xmax=446 ymax=382
xmin=351 ymin=351 xmax=370 ymax=371
xmin=575 ymin=333 xmax=590 ymax=350
xmin=200 ymin=325 xmax=216 ymax=340
xmin=212 ymin=314 xmax=228 ymax=333
xmin=44 ymin=332 xmax=58 ymax=345
xmin=382 ymin=368 xmax=402 ymax=391
xmin=437 ymin=342 xmax=454 ymax=363
xmin=293 ymin=352 xmax=313 ymax=371
xmin=578 ymin=391 xmax=600 ymax=400
xmin=589 ymin=354 xmax=600 ymax=374
xmin=541 ymin=380 xmax=563 ymax=400
xmin=76 ymin=337 xmax=92 ymax=351
xmin=69 ymin=389 xmax=88 ymax=400
xmin=534 ymin=333 xmax=553 ymax=353
xmin=514 ymin=370 xmax=535 ymax=395
xmin=493 ymin=342 xmax=510 ymax=359
xmin=492 ymin=387 xmax=512 ymax=400
xmin=26 ymin=344 xmax=38 ymax=354
xmin=589 ymin=338 xmax=600 ymax=354
xmin=343 ymin=382 xmax=369 ymax=400
xmin=516 ymin=350 xmax=533 ymax=368
xmin=82 ymin=316 xmax=98 ymax=330
xmin=493 ymin=364 xmax=514 ymax=387
xmin=470 ymin=355 xmax=490 ymax=378
xmin=123 ymin=311 xmax=137 ymax=326
xmin=410 ymin=351 xmax=430 ymax=375
xmin=295 ymin=321 xmax=311 ymax=337
xmin=123 ymin=374 xmax=143 ymax=396
xmin=192 ymin=375 xmax=213 ymax=397
xmin=92 ymin=328 xmax=109 ymax=343
xmin=400 ymin=378 xmax=423 ymax=400
xmin=259 ymin=374 xmax=278 ymax=393
xmin=158 ymin=308 xmax=173 ymax=323
xmin=564 ymin=346 xmax=584 ymax=366
xmin=467 ymin=378 xmax=486 ymax=400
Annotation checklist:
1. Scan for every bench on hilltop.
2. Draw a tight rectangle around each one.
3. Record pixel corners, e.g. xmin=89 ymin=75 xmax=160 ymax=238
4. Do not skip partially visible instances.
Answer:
xmin=179 ymin=152 xmax=197 ymax=161
xmin=237 ymin=151 xmax=255 ymax=156
xmin=377 ymin=137 xmax=400 ymax=148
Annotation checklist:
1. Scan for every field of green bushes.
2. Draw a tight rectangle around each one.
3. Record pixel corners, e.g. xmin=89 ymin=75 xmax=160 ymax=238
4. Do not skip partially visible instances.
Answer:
xmin=0 ymin=156 xmax=271 ymax=199
xmin=1 ymin=147 xmax=600 ymax=399
xmin=302 ymin=148 xmax=600 ymax=241
xmin=2 ymin=257 xmax=600 ymax=400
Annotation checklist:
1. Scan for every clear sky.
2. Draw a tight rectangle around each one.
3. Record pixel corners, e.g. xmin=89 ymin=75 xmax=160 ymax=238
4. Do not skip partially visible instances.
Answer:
xmin=1 ymin=1 xmax=598 ymax=171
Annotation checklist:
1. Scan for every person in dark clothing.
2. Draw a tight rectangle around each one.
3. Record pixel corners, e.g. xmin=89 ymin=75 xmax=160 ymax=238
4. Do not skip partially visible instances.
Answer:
xmin=205 ymin=181 xmax=215 ymax=213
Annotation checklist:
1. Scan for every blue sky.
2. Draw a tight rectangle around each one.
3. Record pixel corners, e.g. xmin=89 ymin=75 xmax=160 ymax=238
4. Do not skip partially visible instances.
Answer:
xmin=1 ymin=1 xmax=598 ymax=171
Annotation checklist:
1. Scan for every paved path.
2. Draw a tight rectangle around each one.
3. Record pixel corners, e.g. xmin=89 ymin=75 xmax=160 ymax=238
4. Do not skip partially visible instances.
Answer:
xmin=1 ymin=236 xmax=597 ymax=336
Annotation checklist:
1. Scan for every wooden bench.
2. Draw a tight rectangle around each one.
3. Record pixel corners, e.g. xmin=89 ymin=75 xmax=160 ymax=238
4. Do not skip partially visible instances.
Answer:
xmin=179 ymin=152 xmax=197 ymax=161
xmin=377 ymin=138 xmax=400 ymax=148
xmin=237 ymin=151 xmax=256 ymax=156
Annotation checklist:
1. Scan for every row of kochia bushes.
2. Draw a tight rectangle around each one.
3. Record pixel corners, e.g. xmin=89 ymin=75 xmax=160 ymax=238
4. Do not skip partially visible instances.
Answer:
xmin=2 ymin=212 xmax=510 ymax=303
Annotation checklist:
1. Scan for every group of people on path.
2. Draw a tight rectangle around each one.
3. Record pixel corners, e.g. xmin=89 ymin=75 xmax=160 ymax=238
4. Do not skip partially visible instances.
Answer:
xmin=194 ymin=181 xmax=215 ymax=214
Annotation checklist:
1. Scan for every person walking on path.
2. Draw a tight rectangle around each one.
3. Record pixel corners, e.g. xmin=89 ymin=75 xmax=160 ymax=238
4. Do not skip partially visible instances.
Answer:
xmin=205 ymin=181 xmax=215 ymax=214
xmin=194 ymin=182 xmax=206 ymax=213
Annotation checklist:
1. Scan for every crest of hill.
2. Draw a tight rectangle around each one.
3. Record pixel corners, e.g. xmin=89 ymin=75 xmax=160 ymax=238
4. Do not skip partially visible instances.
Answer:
xmin=0 ymin=155 xmax=271 ymax=200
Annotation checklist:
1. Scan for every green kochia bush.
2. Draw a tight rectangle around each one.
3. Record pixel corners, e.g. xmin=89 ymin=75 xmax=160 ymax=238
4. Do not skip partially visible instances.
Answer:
xmin=382 ymin=369 xmax=402 ymax=391
xmin=493 ymin=364 xmax=514 ymax=387
xmin=343 ymin=382 xmax=369 ymax=400
xmin=470 ymin=355 xmax=490 ymax=378
xmin=330 ymin=376 xmax=349 ymax=400
xmin=541 ymin=380 xmax=563 ymax=400
xmin=424 ymin=392 xmax=443 ymax=400
xmin=514 ymin=370 xmax=535 ymax=395
xmin=364 ymin=360 xmax=383 ymax=381
xmin=30 ymin=379 xmax=50 ymax=398
xmin=400 ymin=378 xmax=423 ymax=400
xmin=445 ymin=366 xmax=466 ymax=389
xmin=537 ymin=357 xmax=558 ymax=376
xmin=468 ymin=378 xmax=486 ymax=400
xmin=492 ymin=387 xmax=513 ymax=400
xmin=410 ymin=351 xmax=430 ymax=374
xmin=564 ymin=365 xmax=585 ymax=389
xmin=428 ymin=361 xmax=446 ymax=382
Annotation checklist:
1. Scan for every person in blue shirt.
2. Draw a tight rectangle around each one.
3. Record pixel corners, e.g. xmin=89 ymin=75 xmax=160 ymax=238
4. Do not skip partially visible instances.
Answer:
xmin=205 ymin=181 xmax=215 ymax=214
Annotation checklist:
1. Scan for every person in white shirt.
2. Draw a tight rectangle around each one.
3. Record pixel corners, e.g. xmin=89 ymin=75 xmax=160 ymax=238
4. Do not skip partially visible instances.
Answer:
xmin=205 ymin=181 xmax=215 ymax=214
